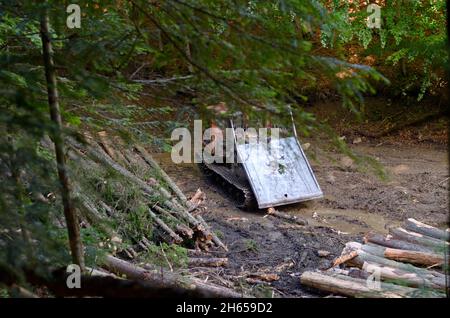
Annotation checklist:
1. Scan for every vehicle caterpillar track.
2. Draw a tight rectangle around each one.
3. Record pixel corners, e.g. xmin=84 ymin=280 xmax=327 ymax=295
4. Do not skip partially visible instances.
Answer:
xmin=199 ymin=162 xmax=257 ymax=210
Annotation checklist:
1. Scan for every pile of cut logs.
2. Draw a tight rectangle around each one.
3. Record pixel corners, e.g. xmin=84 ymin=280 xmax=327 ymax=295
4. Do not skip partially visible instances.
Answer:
xmin=300 ymin=218 xmax=449 ymax=298
xmin=65 ymin=134 xmax=227 ymax=252
xmin=39 ymin=134 xmax=240 ymax=297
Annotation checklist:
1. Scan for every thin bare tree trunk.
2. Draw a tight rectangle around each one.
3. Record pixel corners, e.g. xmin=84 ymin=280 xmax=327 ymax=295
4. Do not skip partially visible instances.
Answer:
xmin=40 ymin=10 xmax=84 ymax=270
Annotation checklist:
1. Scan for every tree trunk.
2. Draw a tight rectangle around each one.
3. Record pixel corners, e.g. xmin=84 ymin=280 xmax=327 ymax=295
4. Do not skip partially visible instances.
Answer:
xmin=343 ymin=244 xmax=446 ymax=287
xmin=40 ymin=10 xmax=84 ymax=270
xmin=148 ymin=209 xmax=183 ymax=244
xmin=134 ymin=145 xmax=189 ymax=206
xmin=364 ymin=232 xmax=434 ymax=253
xmin=102 ymin=255 xmax=243 ymax=297
xmin=15 ymin=266 xmax=234 ymax=298
xmin=405 ymin=218 xmax=449 ymax=242
xmin=300 ymin=271 xmax=443 ymax=298
xmin=361 ymin=262 xmax=445 ymax=290
xmin=389 ymin=227 xmax=448 ymax=252
xmin=196 ymin=214 xmax=227 ymax=251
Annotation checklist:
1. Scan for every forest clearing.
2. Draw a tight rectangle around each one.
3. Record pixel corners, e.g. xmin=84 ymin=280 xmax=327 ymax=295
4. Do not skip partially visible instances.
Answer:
xmin=0 ymin=0 xmax=449 ymax=303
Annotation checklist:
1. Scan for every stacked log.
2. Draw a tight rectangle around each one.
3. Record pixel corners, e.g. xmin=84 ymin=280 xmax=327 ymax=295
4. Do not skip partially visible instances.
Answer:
xmin=300 ymin=271 xmax=443 ymax=298
xmin=66 ymin=136 xmax=226 ymax=251
xmin=56 ymin=135 xmax=235 ymax=296
xmin=301 ymin=218 xmax=449 ymax=298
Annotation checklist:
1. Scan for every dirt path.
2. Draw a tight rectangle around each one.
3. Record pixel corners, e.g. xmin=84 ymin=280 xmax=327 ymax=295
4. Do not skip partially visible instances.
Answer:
xmin=154 ymin=139 xmax=448 ymax=297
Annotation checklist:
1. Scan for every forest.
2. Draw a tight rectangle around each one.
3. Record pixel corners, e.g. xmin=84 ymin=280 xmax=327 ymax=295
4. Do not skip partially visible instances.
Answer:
xmin=0 ymin=0 xmax=449 ymax=300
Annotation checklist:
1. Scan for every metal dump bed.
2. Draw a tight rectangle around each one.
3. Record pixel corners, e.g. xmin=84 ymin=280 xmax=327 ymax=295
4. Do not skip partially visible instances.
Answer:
xmin=236 ymin=136 xmax=323 ymax=209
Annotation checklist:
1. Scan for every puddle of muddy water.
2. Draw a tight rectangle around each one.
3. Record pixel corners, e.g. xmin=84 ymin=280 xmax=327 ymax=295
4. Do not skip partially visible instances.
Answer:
xmin=289 ymin=207 xmax=399 ymax=235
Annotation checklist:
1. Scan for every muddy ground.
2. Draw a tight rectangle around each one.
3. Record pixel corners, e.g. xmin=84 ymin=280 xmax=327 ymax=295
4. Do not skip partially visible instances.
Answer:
xmin=154 ymin=103 xmax=448 ymax=297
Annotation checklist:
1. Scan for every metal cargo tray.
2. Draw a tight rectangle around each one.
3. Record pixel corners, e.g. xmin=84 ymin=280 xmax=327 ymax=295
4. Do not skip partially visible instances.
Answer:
xmin=236 ymin=136 xmax=323 ymax=209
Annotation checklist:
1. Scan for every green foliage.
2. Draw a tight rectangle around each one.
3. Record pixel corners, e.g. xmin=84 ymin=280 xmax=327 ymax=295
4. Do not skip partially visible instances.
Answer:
xmin=140 ymin=243 xmax=188 ymax=268
xmin=71 ymin=157 xmax=155 ymax=245
xmin=0 ymin=287 xmax=9 ymax=298
xmin=123 ymin=203 xmax=153 ymax=242
xmin=322 ymin=0 xmax=447 ymax=100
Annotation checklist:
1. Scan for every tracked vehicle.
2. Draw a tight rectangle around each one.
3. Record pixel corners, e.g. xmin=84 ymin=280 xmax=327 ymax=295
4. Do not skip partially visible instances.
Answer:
xmin=199 ymin=112 xmax=323 ymax=210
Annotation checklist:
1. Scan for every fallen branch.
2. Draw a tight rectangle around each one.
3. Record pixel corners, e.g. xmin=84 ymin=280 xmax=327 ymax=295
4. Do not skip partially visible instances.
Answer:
xmin=150 ymin=195 xmax=211 ymax=240
xmin=246 ymin=273 xmax=279 ymax=282
xmin=188 ymin=257 xmax=228 ymax=268
xmin=102 ymin=255 xmax=242 ymax=298
xmin=152 ymin=205 xmax=193 ymax=239
xmin=148 ymin=209 xmax=183 ymax=244
xmin=97 ymin=131 xmax=117 ymax=160
xmin=267 ymin=207 xmax=307 ymax=226
xmin=73 ymin=191 xmax=118 ymax=239
xmin=189 ymin=188 xmax=206 ymax=210
xmin=0 ymin=263 xmax=240 ymax=298
xmin=135 ymin=145 xmax=189 ymax=206
xmin=67 ymin=139 xmax=163 ymax=199
xmin=132 ymin=75 xmax=194 ymax=85
xmin=121 ymin=148 xmax=180 ymax=207
xmin=9 ymin=284 xmax=38 ymax=298
xmin=98 ymin=201 xmax=117 ymax=218
xmin=355 ymin=109 xmax=448 ymax=139
xmin=196 ymin=214 xmax=227 ymax=252
xmin=329 ymin=250 xmax=359 ymax=269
